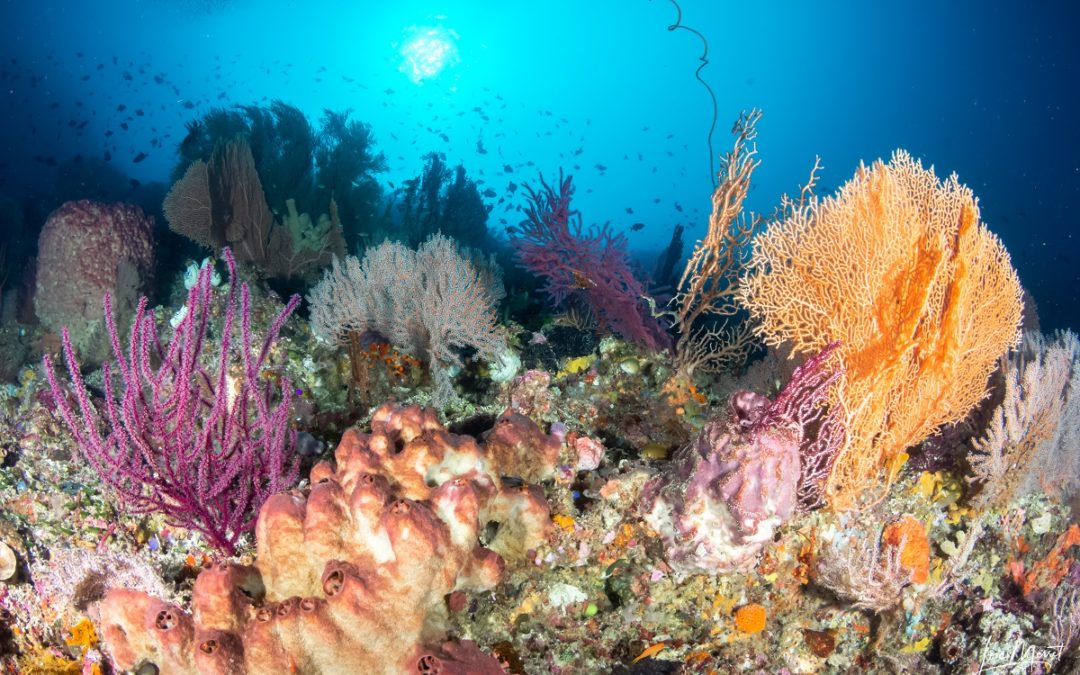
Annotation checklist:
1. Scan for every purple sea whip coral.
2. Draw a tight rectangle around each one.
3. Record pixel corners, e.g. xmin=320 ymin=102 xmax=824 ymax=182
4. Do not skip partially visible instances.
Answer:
xmin=641 ymin=343 xmax=844 ymax=574
xmin=43 ymin=248 xmax=301 ymax=555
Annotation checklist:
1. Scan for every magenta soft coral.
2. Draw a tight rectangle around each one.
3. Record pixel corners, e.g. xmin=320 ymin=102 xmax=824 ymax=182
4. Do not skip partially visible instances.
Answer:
xmin=512 ymin=171 xmax=670 ymax=350
xmin=42 ymin=248 xmax=301 ymax=555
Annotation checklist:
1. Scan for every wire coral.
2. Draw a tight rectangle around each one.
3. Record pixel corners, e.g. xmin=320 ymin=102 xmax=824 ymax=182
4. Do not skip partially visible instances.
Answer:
xmin=740 ymin=150 xmax=1024 ymax=510
xmin=95 ymin=403 xmax=552 ymax=674
xmin=42 ymin=248 xmax=301 ymax=555
xmin=668 ymin=110 xmax=761 ymax=380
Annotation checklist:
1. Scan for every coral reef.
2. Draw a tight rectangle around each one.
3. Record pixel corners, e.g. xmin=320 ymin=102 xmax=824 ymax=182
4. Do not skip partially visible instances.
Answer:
xmin=6 ymin=103 xmax=1080 ymax=675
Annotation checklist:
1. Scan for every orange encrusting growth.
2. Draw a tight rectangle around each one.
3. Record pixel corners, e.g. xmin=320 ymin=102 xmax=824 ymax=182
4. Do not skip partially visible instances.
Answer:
xmin=1014 ymin=524 xmax=1080 ymax=595
xmin=881 ymin=516 xmax=930 ymax=584
xmin=740 ymin=150 xmax=1023 ymax=510
xmin=733 ymin=603 xmax=767 ymax=634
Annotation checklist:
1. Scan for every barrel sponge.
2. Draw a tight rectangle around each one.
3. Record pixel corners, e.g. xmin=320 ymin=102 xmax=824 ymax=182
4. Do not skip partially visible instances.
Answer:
xmin=35 ymin=200 xmax=155 ymax=365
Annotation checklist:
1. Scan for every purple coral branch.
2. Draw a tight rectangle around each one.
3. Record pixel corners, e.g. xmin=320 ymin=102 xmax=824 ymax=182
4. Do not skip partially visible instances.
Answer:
xmin=43 ymin=248 xmax=300 ymax=555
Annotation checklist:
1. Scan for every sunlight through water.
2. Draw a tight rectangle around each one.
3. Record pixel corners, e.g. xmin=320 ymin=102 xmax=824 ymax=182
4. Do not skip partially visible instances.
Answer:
xmin=398 ymin=24 xmax=459 ymax=84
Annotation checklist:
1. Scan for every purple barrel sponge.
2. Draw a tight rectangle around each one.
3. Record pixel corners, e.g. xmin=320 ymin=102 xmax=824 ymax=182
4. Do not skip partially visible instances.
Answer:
xmin=641 ymin=344 xmax=842 ymax=574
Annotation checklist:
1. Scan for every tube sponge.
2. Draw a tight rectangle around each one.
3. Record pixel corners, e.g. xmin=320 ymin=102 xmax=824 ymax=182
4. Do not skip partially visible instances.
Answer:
xmin=97 ymin=402 xmax=557 ymax=674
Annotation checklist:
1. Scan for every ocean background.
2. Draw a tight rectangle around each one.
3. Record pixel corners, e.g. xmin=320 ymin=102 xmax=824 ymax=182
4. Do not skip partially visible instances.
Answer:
xmin=0 ymin=0 xmax=1077 ymax=331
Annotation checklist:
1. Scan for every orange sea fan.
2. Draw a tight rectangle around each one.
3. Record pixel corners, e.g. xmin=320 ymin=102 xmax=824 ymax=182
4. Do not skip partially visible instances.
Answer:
xmin=740 ymin=150 xmax=1023 ymax=510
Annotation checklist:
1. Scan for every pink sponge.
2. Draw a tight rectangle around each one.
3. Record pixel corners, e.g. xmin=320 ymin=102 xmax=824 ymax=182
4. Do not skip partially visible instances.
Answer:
xmin=640 ymin=344 xmax=843 ymax=575
xmin=641 ymin=390 xmax=801 ymax=574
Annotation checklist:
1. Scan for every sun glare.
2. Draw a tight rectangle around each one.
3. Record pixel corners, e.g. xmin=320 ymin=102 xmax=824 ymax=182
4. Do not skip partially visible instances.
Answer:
xmin=399 ymin=25 xmax=459 ymax=84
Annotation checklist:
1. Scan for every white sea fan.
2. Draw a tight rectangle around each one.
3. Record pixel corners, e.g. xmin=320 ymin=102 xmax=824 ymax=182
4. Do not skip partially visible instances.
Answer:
xmin=32 ymin=546 xmax=173 ymax=621
xmin=307 ymin=234 xmax=506 ymax=406
xmin=968 ymin=330 xmax=1077 ymax=509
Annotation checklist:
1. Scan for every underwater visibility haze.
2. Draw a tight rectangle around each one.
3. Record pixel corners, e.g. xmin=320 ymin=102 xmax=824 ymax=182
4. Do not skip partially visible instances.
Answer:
xmin=0 ymin=0 xmax=1078 ymax=673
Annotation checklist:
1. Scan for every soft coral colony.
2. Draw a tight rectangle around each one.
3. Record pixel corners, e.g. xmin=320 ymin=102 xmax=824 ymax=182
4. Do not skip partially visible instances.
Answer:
xmin=16 ymin=108 xmax=1080 ymax=675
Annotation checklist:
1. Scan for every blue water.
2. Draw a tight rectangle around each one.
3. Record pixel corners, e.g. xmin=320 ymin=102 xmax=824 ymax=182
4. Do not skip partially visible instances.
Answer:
xmin=1 ymin=0 xmax=1076 ymax=331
